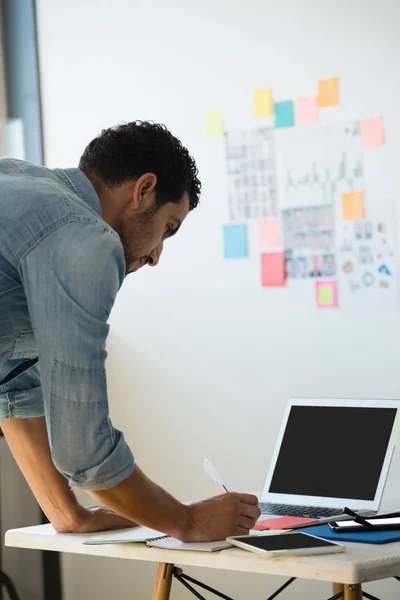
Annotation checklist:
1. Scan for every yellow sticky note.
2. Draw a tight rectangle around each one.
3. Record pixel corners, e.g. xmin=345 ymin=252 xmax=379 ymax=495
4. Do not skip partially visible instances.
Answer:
xmin=205 ymin=111 xmax=224 ymax=139
xmin=254 ymin=89 xmax=273 ymax=117
xmin=317 ymin=77 xmax=339 ymax=108
xmin=389 ymin=410 xmax=400 ymax=446
xmin=342 ymin=191 xmax=365 ymax=221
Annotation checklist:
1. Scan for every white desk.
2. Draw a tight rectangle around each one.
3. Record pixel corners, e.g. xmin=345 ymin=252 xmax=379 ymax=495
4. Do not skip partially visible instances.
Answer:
xmin=5 ymin=523 xmax=400 ymax=600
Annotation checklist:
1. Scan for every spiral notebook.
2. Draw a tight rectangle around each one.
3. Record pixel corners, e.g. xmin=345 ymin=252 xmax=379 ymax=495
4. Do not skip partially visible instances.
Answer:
xmin=83 ymin=526 xmax=232 ymax=552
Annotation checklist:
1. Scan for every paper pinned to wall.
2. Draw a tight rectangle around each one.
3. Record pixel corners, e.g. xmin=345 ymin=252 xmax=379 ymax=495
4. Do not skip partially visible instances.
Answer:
xmin=274 ymin=100 xmax=295 ymax=128
xmin=223 ymin=223 xmax=248 ymax=258
xmin=342 ymin=191 xmax=365 ymax=221
xmin=317 ymin=77 xmax=339 ymax=108
xmin=295 ymin=96 xmax=319 ymax=127
xmin=205 ymin=111 xmax=224 ymax=138
xmin=316 ymin=280 xmax=338 ymax=308
xmin=336 ymin=206 xmax=398 ymax=310
xmin=225 ymin=127 xmax=277 ymax=221
xmin=254 ymin=89 xmax=273 ymax=116
xmin=277 ymin=121 xmax=363 ymax=210
xmin=261 ymin=252 xmax=285 ymax=287
xmin=360 ymin=116 xmax=385 ymax=148
xmin=257 ymin=217 xmax=280 ymax=247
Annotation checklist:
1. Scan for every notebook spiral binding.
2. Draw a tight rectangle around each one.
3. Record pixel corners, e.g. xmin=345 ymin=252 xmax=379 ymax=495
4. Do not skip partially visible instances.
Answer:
xmin=146 ymin=534 xmax=170 ymax=545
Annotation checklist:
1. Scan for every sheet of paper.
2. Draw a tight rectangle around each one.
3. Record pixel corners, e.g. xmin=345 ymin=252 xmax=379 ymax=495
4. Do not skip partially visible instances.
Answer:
xmin=225 ymin=127 xmax=277 ymax=220
xmin=295 ymin=96 xmax=319 ymax=126
xmin=261 ymin=252 xmax=285 ymax=286
xmin=342 ymin=191 xmax=365 ymax=221
xmin=277 ymin=121 xmax=363 ymax=211
xmin=316 ymin=280 xmax=338 ymax=308
xmin=254 ymin=89 xmax=273 ymax=116
xmin=336 ymin=210 xmax=398 ymax=310
xmin=360 ymin=116 xmax=385 ymax=148
xmin=317 ymin=77 xmax=339 ymax=108
xmin=257 ymin=217 xmax=280 ymax=247
xmin=223 ymin=223 xmax=248 ymax=258
xmin=283 ymin=205 xmax=335 ymax=280
xmin=274 ymin=100 xmax=294 ymax=128
xmin=205 ymin=111 xmax=224 ymax=138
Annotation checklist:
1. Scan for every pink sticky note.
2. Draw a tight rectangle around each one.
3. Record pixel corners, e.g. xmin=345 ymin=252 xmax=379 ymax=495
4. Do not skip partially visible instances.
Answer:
xmin=254 ymin=517 xmax=318 ymax=531
xmin=257 ymin=218 xmax=280 ymax=247
xmin=261 ymin=252 xmax=285 ymax=287
xmin=295 ymin=96 xmax=319 ymax=126
xmin=360 ymin=116 xmax=385 ymax=148
xmin=316 ymin=280 xmax=338 ymax=308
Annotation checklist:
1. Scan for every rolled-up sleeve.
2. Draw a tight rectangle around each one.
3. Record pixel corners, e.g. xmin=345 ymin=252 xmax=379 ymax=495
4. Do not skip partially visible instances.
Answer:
xmin=19 ymin=220 xmax=135 ymax=490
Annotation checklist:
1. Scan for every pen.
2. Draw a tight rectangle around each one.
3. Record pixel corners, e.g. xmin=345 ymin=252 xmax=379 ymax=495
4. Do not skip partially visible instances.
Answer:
xmin=204 ymin=459 xmax=229 ymax=493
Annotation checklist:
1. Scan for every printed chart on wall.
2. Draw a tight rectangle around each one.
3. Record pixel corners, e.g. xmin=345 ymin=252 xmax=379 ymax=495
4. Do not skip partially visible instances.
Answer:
xmin=277 ymin=122 xmax=363 ymax=293
xmin=337 ymin=205 xmax=398 ymax=309
xmin=225 ymin=127 xmax=277 ymax=221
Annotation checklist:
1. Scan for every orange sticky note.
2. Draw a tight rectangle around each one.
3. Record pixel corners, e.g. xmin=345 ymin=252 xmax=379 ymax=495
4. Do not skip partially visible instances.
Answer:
xmin=257 ymin=218 xmax=280 ymax=247
xmin=360 ymin=116 xmax=385 ymax=148
xmin=342 ymin=191 xmax=365 ymax=220
xmin=254 ymin=89 xmax=273 ymax=117
xmin=254 ymin=517 xmax=318 ymax=531
xmin=261 ymin=252 xmax=285 ymax=287
xmin=317 ymin=77 xmax=339 ymax=108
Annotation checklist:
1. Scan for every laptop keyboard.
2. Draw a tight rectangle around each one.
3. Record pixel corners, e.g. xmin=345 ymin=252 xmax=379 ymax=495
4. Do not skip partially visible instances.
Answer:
xmin=259 ymin=502 xmax=341 ymax=519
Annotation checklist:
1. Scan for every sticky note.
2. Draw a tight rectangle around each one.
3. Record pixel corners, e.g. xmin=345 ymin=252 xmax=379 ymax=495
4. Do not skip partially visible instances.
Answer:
xmin=257 ymin=217 xmax=280 ymax=247
xmin=360 ymin=116 xmax=385 ymax=148
xmin=317 ymin=77 xmax=339 ymax=108
xmin=261 ymin=252 xmax=285 ymax=287
xmin=342 ymin=191 xmax=365 ymax=221
xmin=205 ymin=111 xmax=224 ymax=138
xmin=223 ymin=224 xmax=248 ymax=258
xmin=316 ymin=281 xmax=338 ymax=308
xmin=274 ymin=100 xmax=294 ymax=128
xmin=389 ymin=410 xmax=400 ymax=446
xmin=254 ymin=89 xmax=273 ymax=117
xmin=253 ymin=517 xmax=318 ymax=531
xmin=295 ymin=96 xmax=319 ymax=126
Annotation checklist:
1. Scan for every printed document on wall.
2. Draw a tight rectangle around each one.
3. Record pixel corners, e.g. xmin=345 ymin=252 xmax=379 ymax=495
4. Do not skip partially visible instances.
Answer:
xmin=276 ymin=122 xmax=363 ymax=210
xmin=337 ymin=204 xmax=398 ymax=309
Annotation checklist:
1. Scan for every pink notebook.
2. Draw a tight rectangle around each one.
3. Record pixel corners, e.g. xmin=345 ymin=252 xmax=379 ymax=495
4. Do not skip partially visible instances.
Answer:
xmin=253 ymin=516 xmax=317 ymax=531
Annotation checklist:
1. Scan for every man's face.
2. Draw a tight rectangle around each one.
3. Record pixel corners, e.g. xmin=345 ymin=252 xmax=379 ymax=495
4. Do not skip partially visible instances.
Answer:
xmin=116 ymin=185 xmax=190 ymax=275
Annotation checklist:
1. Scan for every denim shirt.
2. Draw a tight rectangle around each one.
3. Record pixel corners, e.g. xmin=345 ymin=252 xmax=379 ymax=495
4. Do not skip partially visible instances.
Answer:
xmin=0 ymin=158 xmax=134 ymax=490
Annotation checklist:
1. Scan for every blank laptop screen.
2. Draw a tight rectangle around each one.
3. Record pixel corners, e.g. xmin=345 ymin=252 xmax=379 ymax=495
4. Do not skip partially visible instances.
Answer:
xmin=268 ymin=405 xmax=397 ymax=500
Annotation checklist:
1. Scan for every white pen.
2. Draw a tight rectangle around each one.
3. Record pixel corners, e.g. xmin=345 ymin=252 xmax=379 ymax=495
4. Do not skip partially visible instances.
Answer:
xmin=204 ymin=458 xmax=229 ymax=492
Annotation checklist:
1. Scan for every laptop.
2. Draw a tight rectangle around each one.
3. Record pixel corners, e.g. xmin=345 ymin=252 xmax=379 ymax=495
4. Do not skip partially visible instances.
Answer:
xmin=259 ymin=397 xmax=400 ymax=523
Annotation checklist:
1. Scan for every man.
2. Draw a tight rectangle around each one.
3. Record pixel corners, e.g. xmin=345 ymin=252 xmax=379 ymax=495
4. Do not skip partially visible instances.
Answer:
xmin=0 ymin=121 xmax=260 ymax=540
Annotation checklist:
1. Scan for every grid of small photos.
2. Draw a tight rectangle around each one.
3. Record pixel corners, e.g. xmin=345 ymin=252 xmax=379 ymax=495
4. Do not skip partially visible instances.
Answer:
xmin=283 ymin=205 xmax=336 ymax=279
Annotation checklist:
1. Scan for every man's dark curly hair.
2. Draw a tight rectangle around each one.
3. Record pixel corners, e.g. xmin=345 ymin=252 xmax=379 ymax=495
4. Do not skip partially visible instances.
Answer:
xmin=79 ymin=121 xmax=201 ymax=210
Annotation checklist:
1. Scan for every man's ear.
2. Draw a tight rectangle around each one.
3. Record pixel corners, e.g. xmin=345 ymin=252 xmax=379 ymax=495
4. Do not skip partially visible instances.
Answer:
xmin=132 ymin=173 xmax=157 ymax=211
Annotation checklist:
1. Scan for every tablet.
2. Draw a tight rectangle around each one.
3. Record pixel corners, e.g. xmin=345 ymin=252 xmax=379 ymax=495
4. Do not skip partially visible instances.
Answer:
xmin=227 ymin=532 xmax=345 ymax=557
xmin=329 ymin=516 xmax=400 ymax=531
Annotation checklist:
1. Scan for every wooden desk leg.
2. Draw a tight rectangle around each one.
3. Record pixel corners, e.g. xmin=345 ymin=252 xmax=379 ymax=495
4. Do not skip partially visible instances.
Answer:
xmin=333 ymin=582 xmax=344 ymax=597
xmin=152 ymin=563 xmax=174 ymax=600
xmin=343 ymin=584 xmax=362 ymax=600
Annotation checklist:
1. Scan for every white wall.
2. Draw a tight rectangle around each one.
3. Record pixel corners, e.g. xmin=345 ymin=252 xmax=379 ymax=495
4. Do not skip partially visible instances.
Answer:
xmin=35 ymin=1 xmax=400 ymax=598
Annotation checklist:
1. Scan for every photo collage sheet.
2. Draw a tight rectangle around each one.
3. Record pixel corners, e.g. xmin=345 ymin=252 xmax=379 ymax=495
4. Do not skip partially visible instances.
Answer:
xmin=206 ymin=78 xmax=397 ymax=309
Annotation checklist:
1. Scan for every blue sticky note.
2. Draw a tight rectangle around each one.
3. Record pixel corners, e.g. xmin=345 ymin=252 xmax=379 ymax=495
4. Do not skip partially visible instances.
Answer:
xmin=223 ymin=224 xmax=248 ymax=259
xmin=274 ymin=100 xmax=295 ymax=128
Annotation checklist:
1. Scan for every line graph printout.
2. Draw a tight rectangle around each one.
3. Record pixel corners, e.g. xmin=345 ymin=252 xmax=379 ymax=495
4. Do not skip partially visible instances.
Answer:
xmin=225 ymin=127 xmax=277 ymax=221
xmin=276 ymin=121 xmax=363 ymax=210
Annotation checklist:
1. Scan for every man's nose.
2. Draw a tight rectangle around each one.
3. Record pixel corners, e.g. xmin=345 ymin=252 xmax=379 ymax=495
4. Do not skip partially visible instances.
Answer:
xmin=148 ymin=241 xmax=164 ymax=267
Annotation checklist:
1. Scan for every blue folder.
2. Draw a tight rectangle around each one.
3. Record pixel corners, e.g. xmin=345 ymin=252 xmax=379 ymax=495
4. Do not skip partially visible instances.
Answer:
xmin=296 ymin=523 xmax=400 ymax=545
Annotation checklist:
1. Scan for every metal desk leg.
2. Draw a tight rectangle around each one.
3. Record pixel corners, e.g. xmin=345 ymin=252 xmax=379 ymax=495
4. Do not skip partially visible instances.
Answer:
xmin=344 ymin=584 xmax=362 ymax=600
xmin=152 ymin=563 xmax=174 ymax=600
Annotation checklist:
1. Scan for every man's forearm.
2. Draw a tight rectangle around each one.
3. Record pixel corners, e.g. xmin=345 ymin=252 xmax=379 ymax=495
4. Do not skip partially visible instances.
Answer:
xmin=90 ymin=466 xmax=191 ymax=539
xmin=0 ymin=416 xmax=82 ymax=532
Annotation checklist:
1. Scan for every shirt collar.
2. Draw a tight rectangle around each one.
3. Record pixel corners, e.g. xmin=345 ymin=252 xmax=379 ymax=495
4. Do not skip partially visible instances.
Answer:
xmin=54 ymin=168 xmax=102 ymax=216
